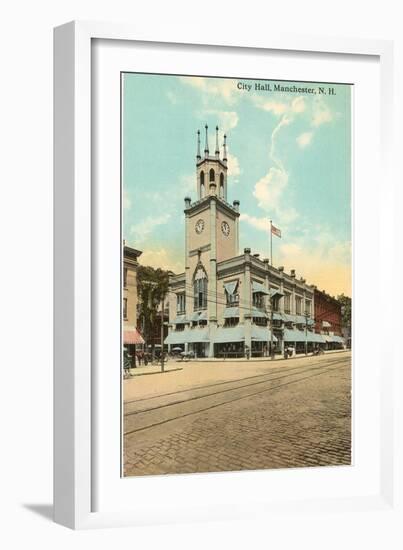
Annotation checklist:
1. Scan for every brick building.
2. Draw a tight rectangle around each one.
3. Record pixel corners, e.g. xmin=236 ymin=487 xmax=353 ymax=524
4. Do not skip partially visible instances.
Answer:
xmin=313 ymin=288 xmax=344 ymax=349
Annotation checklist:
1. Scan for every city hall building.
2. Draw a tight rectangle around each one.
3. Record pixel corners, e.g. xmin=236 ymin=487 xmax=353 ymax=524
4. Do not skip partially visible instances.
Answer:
xmin=165 ymin=126 xmax=323 ymax=358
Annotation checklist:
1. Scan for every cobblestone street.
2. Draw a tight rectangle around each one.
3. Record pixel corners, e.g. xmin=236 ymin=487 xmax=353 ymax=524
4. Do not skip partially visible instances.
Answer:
xmin=123 ymin=352 xmax=351 ymax=476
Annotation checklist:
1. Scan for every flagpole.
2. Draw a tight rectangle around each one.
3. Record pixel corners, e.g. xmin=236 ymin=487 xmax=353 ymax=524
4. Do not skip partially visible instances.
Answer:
xmin=270 ymin=219 xmax=273 ymax=266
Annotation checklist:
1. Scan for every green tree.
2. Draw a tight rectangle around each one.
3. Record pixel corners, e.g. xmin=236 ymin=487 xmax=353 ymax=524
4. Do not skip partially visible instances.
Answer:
xmin=337 ymin=293 xmax=352 ymax=328
xmin=137 ymin=265 xmax=170 ymax=355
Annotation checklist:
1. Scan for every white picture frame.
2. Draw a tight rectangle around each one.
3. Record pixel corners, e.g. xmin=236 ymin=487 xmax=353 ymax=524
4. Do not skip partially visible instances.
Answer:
xmin=54 ymin=21 xmax=396 ymax=530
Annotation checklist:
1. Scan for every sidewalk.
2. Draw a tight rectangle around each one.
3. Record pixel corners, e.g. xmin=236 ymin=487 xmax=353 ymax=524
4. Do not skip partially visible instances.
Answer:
xmin=190 ymin=348 xmax=349 ymax=363
xmin=125 ymin=364 xmax=183 ymax=377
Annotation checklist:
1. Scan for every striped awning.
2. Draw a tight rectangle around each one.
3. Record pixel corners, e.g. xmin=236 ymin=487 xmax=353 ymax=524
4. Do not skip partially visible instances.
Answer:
xmin=123 ymin=326 xmax=145 ymax=345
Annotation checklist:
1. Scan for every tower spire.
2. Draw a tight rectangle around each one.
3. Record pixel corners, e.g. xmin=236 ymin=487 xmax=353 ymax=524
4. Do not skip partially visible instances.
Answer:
xmin=196 ymin=129 xmax=201 ymax=160
xmin=223 ymin=133 xmax=228 ymax=164
xmin=215 ymin=126 xmax=220 ymax=158
xmin=204 ymin=124 xmax=209 ymax=156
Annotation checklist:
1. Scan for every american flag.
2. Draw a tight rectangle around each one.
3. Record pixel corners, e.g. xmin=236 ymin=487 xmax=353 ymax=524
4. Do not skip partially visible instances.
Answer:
xmin=271 ymin=223 xmax=281 ymax=238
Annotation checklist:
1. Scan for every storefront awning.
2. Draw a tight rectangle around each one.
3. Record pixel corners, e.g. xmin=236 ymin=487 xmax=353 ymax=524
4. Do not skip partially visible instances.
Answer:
xmin=251 ymin=325 xmax=277 ymax=342
xmin=215 ymin=326 xmax=245 ymax=343
xmin=284 ymin=328 xmax=308 ymax=342
xmin=165 ymin=327 xmax=209 ymax=345
xmin=309 ymin=332 xmax=326 ymax=343
xmin=294 ymin=315 xmax=307 ymax=324
xmin=123 ymin=326 xmax=145 ymax=345
xmin=165 ymin=330 xmax=187 ymax=345
xmin=322 ymin=320 xmax=332 ymax=328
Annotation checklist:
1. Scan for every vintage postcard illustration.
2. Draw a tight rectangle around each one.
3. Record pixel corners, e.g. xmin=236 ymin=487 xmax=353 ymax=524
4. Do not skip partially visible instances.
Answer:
xmin=122 ymin=73 xmax=352 ymax=477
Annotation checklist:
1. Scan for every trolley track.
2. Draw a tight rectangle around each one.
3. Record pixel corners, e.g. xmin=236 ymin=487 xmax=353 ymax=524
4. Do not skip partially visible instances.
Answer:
xmin=124 ymin=357 xmax=349 ymax=436
xmin=124 ymin=358 xmax=343 ymax=414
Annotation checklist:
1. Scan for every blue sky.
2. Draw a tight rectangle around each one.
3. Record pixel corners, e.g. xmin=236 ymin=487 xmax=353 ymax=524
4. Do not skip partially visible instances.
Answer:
xmin=123 ymin=73 xmax=351 ymax=296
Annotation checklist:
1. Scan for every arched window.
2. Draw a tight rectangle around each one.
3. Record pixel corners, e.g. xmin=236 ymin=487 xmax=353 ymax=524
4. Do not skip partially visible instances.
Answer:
xmin=219 ymin=173 xmax=224 ymax=197
xmin=209 ymin=168 xmax=215 ymax=182
xmin=194 ymin=268 xmax=208 ymax=310
xmin=200 ymin=171 xmax=205 ymax=197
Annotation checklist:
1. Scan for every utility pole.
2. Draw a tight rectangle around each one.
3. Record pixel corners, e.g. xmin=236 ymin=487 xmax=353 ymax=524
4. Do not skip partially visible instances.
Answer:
xmin=160 ymin=295 xmax=165 ymax=373
xmin=304 ymin=310 xmax=308 ymax=356
xmin=270 ymin=295 xmax=274 ymax=360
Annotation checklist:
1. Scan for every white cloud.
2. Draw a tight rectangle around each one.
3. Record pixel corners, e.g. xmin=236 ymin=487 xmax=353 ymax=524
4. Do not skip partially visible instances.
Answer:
xmin=252 ymin=97 xmax=288 ymax=115
xmin=291 ymin=96 xmax=306 ymax=113
xmin=240 ymin=213 xmax=270 ymax=232
xmin=276 ymin=237 xmax=351 ymax=296
xmin=197 ymin=110 xmax=239 ymax=133
xmin=123 ymin=189 xmax=131 ymax=210
xmin=179 ymin=173 xmax=196 ymax=195
xmin=227 ymin=151 xmax=240 ymax=177
xmin=130 ymin=213 xmax=171 ymax=243
xmin=296 ymin=131 xmax=313 ymax=148
xmin=179 ymin=76 xmax=238 ymax=104
xmin=139 ymin=247 xmax=184 ymax=274
xmin=269 ymin=114 xmax=293 ymax=169
xmin=253 ymin=166 xmax=288 ymax=211
xmin=311 ymin=98 xmax=333 ymax=127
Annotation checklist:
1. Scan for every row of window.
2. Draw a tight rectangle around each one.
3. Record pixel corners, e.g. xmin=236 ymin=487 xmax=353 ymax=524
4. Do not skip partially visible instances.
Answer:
xmin=176 ymin=282 xmax=312 ymax=314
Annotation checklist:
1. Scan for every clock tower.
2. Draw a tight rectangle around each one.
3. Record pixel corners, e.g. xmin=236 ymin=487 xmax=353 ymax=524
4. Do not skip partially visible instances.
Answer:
xmin=183 ymin=125 xmax=240 ymax=330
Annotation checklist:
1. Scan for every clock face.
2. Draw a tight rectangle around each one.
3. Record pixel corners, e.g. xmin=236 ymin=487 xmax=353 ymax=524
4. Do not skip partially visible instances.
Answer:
xmin=195 ymin=219 xmax=205 ymax=234
xmin=221 ymin=221 xmax=230 ymax=236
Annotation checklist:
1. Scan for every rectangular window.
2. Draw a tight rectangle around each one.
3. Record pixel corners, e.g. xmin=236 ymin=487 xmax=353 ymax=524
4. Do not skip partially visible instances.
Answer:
xmin=296 ymin=296 xmax=302 ymax=315
xmin=123 ymin=267 xmax=128 ymax=288
xmin=305 ymin=300 xmax=311 ymax=316
xmin=284 ymin=293 xmax=291 ymax=313
xmin=194 ymin=278 xmax=207 ymax=310
xmin=123 ymin=298 xmax=128 ymax=319
xmin=176 ymin=293 xmax=185 ymax=313
xmin=224 ymin=317 xmax=239 ymax=327
xmin=253 ymin=293 xmax=263 ymax=309
xmin=226 ymin=291 xmax=239 ymax=306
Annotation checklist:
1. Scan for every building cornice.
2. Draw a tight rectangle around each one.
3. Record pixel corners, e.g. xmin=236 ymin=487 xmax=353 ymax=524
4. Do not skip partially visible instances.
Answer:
xmin=185 ymin=195 xmax=239 ymax=219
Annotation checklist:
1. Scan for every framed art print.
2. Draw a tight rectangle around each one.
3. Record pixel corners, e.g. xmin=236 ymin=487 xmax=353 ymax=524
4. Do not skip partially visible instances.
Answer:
xmin=121 ymin=72 xmax=352 ymax=478
xmin=54 ymin=22 xmax=396 ymax=529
